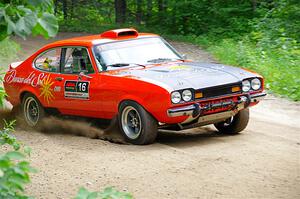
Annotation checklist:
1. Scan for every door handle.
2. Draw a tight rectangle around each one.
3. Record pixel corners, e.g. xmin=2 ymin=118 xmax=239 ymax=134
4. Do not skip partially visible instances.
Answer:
xmin=55 ymin=77 xmax=64 ymax=81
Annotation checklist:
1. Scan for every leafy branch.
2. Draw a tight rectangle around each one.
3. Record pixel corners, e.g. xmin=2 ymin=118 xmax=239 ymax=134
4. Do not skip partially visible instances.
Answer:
xmin=0 ymin=0 xmax=58 ymax=41
xmin=0 ymin=121 xmax=36 ymax=199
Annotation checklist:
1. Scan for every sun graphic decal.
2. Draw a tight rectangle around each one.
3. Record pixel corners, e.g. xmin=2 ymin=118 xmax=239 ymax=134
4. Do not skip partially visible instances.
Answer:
xmin=39 ymin=75 xmax=55 ymax=104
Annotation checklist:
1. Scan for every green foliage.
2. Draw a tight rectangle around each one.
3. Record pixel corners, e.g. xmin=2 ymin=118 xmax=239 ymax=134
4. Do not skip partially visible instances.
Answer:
xmin=0 ymin=86 xmax=6 ymax=107
xmin=58 ymin=0 xmax=257 ymax=36
xmin=74 ymin=187 xmax=133 ymax=199
xmin=159 ymin=0 xmax=254 ymax=36
xmin=0 ymin=38 xmax=20 ymax=68
xmin=0 ymin=0 xmax=58 ymax=41
xmin=205 ymin=38 xmax=300 ymax=101
xmin=251 ymin=0 xmax=300 ymax=44
xmin=0 ymin=121 xmax=36 ymax=199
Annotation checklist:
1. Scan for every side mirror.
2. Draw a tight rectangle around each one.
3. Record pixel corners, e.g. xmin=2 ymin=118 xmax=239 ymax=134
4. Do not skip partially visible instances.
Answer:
xmin=182 ymin=54 xmax=187 ymax=60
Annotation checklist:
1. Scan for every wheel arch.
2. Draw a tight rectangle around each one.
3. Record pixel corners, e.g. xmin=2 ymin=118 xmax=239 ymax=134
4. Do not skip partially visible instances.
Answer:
xmin=19 ymin=87 xmax=44 ymax=106
xmin=118 ymin=98 xmax=158 ymax=122
xmin=20 ymin=91 xmax=30 ymax=102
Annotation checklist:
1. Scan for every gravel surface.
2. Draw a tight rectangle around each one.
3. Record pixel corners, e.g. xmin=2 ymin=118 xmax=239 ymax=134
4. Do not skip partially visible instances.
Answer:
xmin=0 ymin=33 xmax=299 ymax=199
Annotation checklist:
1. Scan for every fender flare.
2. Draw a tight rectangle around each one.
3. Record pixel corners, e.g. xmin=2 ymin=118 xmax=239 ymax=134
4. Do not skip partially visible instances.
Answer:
xmin=19 ymin=86 xmax=45 ymax=107
xmin=117 ymin=95 xmax=158 ymax=121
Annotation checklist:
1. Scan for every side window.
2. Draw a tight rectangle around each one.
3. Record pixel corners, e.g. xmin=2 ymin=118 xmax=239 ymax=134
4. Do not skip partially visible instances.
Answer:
xmin=61 ymin=47 xmax=94 ymax=74
xmin=34 ymin=48 xmax=61 ymax=72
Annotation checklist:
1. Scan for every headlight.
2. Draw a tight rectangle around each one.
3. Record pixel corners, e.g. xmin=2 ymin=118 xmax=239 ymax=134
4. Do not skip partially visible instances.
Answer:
xmin=171 ymin=91 xmax=181 ymax=103
xmin=182 ymin=90 xmax=192 ymax=101
xmin=251 ymin=78 xmax=261 ymax=90
xmin=242 ymin=80 xmax=251 ymax=92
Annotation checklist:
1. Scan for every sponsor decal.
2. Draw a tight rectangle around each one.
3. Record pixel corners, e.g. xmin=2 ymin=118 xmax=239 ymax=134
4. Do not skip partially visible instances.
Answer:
xmin=53 ymin=86 xmax=61 ymax=92
xmin=5 ymin=69 xmax=55 ymax=104
xmin=64 ymin=80 xmax=89 ymax=99
xmin=39 ymin=75 xmax=55 ymax=104
xmin=201 ymin=98 xmax=235 ymax=112
xmin=169 ymin=65 xmax=191 ymax=71
xmin=5 ymin=69 xmax=48 ymax=87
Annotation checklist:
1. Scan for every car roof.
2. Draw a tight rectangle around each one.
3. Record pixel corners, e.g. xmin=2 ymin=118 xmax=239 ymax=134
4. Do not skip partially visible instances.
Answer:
xmin=44 ymin=29 xmax=159 ymax=49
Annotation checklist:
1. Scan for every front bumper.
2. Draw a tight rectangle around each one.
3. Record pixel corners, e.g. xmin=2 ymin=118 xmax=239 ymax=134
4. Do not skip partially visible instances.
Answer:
xmin=167 ymin=92 xmax=266 ymax=120
xmin=249 ymin=92 xmax=267 ymax=103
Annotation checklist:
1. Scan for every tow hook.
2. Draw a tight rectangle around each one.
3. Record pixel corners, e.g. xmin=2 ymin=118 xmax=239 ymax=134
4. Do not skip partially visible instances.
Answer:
xmin=238 ymin=95 xmax=250 ymax=108
xmin=192 ymin=103 xmax=201 ymax=117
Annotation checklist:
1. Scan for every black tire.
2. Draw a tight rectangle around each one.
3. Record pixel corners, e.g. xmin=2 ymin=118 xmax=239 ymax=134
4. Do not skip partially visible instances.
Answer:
xmin=21 ymin=93 xmax=45 ymax=129
xmin=214 ymin=108 xmax=249 ymax=134
xmin=118 ymin=101 xmax=158 ymax=145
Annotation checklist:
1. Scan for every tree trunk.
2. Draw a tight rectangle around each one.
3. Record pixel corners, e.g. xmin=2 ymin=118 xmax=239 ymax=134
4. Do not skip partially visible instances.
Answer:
xmin=251 ymin=0 xmax=257 ymax=12
xmin=70 ymin=0 xmax=77 ymax=19
xmin=115 ymin=0 xmax=127 ymax=24
xmin=158 ymin=0 xmax=167 ymax=12
xmin=146 ymin=0 xmax=152 ymax=23
xmin=157 ymin=0 xmax=167 ymax=22
xmin=158 ymin=0 xmax=163 ymax=12
xmin=136 ymin=0 xmax=142 ymax=24
xmin=54 ymin=0 xmax=58 ymax=15
xmin=62 ymin=0 xmax=68 ymax=19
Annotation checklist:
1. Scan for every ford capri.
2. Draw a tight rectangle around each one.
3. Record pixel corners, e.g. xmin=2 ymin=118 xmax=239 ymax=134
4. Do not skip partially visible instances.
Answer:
xmin=3 ymin=28 xmax=266 ymax=144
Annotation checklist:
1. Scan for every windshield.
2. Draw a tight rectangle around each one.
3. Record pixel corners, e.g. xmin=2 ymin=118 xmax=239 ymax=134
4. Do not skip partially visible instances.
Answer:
xmin=93 ymin=37 xmax=182 ymax=71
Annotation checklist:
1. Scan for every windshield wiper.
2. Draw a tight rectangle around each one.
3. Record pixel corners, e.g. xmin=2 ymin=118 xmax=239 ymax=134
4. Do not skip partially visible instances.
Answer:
xmin=107 ymin=63 xmax=146 ymax=68
xmin=107 ymin=63 xmax=130 ymax=67
xmin=147 ymin=58 xmax=184 ymax=63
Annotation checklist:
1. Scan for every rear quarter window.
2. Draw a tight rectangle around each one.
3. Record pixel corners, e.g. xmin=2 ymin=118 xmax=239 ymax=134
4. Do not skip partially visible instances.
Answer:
xmin=34 ymin=48 xmax=61 ymax=72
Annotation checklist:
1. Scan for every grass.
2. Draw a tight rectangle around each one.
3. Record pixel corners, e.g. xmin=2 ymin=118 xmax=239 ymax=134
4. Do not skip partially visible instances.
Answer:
xmin=205 ymin=39 xmax=300 ymax=101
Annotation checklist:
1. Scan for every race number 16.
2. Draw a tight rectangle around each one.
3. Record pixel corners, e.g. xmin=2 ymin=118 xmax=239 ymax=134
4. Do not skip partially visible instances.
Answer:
xmin=77 ymin=82 xmax=88 ymax=92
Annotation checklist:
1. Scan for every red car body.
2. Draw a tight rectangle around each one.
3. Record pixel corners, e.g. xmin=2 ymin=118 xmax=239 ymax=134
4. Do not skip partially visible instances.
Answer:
xmin=4 ymin=28 xmax=266 ymax=144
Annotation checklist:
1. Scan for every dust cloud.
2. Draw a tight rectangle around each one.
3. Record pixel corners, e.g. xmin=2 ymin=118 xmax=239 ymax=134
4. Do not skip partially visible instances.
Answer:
xmin=0 ymin=109 xmax=127 ymax=144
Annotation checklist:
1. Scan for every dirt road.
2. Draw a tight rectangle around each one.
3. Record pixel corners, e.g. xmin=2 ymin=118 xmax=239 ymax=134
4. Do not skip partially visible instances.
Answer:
xmin=2 ymin=33 xmax=300 ymax=198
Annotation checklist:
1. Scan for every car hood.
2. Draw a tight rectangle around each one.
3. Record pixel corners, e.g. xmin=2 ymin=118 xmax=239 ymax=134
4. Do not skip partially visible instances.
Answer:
xmin=106 ymin=62 xmax=258 ymax=92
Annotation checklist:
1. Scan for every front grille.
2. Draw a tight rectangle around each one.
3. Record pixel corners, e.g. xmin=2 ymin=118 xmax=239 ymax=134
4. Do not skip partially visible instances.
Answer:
xmin=196 ymin=82 xmax=241 ymax=99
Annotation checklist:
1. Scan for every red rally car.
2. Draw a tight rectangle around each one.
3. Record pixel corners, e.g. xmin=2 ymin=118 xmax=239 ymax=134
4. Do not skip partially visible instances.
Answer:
xmin=4 ymin=28 xmax=266 ymax=144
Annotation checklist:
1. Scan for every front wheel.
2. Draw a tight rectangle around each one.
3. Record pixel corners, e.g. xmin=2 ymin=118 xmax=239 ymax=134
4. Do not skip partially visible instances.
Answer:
xmin=118 ymin=101 xmax=158 ymax=145
xmin=214 ymin=108 xmax=249 ymax=134
xmin=21 ymin=93 xmax=45 ymax=128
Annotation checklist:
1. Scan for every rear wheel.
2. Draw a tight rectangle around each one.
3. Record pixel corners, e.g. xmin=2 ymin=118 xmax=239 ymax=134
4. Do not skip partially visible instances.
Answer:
xmin=214 ymin=108 xmax=249 ymax=134
xmin=21 ymin=93 xmax=45 ymax=128
xmin=118 ymin=101 xmax=158 ymax=145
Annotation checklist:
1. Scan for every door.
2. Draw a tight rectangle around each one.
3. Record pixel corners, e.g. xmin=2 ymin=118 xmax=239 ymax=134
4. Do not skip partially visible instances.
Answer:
xmin=55 ymin=46 xmax=100 ymax=117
